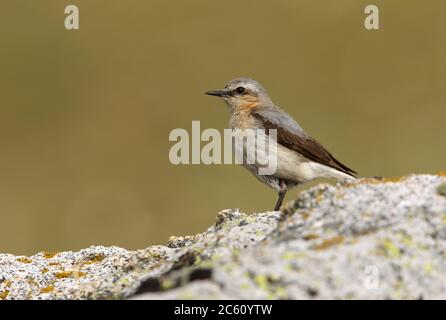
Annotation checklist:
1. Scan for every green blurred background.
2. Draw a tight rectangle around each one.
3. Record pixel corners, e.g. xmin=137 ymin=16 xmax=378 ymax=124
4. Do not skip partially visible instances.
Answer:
xmin=0 ymin=1 xmax=445 ymax=255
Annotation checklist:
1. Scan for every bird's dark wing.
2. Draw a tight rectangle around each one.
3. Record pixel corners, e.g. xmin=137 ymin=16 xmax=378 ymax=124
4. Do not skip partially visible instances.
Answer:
xmin=253 ymin=112 xmax=357 ymax=177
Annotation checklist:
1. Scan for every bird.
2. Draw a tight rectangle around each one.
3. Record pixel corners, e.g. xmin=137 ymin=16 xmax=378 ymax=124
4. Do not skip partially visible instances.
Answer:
xmin=205 ymin=77 xmax=357 ymax=211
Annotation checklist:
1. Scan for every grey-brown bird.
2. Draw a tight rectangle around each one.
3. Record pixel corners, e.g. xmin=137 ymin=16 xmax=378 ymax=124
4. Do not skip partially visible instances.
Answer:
xmin=206 ymin=78 xmax=357 ymax=211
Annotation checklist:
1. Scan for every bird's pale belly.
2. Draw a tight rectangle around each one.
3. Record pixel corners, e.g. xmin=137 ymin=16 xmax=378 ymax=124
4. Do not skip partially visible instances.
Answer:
xmin=274 ymin=144 xmax=313 ymax=182
xmin=234 ymin=137 xmax=309 ymax=191
xmin=238 ymin=140 xmax=352 ymax=191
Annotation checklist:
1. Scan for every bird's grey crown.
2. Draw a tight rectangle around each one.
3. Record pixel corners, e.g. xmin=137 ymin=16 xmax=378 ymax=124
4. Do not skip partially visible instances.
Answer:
xmin=224 ymin=77 xmax=268 ymax=95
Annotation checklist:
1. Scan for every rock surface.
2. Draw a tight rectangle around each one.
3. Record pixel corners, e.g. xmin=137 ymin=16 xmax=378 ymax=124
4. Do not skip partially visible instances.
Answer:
xmin=1 ymin=174 xmax=446 ymax=300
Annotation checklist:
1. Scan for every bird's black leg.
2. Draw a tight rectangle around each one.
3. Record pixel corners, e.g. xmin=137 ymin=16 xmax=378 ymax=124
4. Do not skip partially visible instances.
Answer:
xmin=274 ymin=180 xmax=287 ymax=211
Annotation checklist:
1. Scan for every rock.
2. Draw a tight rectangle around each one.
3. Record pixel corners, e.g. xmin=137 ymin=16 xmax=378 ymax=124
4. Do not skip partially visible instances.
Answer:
xmin=1 ymin=174 xmax=446 ymax=300
xmin=0 ymin=245 xmax=174 ymax=300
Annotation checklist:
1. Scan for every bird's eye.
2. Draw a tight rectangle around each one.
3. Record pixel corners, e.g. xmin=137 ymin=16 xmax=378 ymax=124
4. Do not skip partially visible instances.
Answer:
xmin=236 ymin=87 xmax=245 ymax=94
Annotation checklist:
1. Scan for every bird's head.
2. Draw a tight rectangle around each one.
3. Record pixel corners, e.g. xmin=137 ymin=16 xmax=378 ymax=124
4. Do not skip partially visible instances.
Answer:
xmin=205 ymin=78 xmax=272 ymax=111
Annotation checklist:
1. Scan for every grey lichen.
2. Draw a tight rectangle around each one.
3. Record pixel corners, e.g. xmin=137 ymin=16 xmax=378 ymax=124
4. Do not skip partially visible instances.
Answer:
xmin=1 ymin=174 xmax=446 ymax=300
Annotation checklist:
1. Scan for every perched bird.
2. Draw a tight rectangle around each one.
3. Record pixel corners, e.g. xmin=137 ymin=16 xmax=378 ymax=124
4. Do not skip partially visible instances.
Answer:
xmin=206 ymin=78 xmax=357 ymax=211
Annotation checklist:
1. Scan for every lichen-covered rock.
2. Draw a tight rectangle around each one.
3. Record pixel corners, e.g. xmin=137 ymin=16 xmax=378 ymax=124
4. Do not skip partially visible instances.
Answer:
xmin=0 ymin=245 xmax=174 ymax=300
xmin=1 ymin=174 xmax=446 ymax=300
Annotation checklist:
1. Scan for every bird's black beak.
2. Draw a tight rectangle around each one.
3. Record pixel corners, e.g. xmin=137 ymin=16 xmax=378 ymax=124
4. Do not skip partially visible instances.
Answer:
xmin=205 ymin=90 xmax=226 ymax=97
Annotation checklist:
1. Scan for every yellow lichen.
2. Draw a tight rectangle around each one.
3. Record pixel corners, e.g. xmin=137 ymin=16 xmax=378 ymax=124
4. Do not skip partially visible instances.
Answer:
xmin=303 ymin=234 xmax=319 ymax=241
xmin=398 ymin=232 xmax=414 ymax=248
xmin=240 ymin=283 xmax=251 ymax=290
xmin=424 ymin=263 xmax=434 ymax=274
xmin=345 ymin=176 xmax=407 ymax=188
xmin=48 ymin=262 xmax=62 ymax=267
xmin=381 ymin=239 xmax=401 ymax=258
xmin=161 ymin=279 xmax=174 ymax=290
xmin=300 ymin=211 xmax=311 ymax=220
xmin=281 ymin=252 xmax=297 ymax=260
xmin=41 ymin=268 xmax=49 ymax=273
xmin=42 ymin=251 xmax=58 ymax=259
xmin=40 ymin=285 xmax=54 ymax=293
xmin=380 ymin=176 xmax=407 ymax=183
xmin=274 ymin=287 xmax=288 ymax=299
xmin=72 ymin=271 xmax=86 ymax=278
xmin=312 ymin=236 xmax=345 ymax=250
xmin=0 ymin=290 xmax=9 ymax=300
xmin=55 ymin=270 xmax=85 ymax=279
xmin=254 ymin=274 xmax=269 ymax=291
xmin=16 ymin=257 xmax=32 ymax=264
xmin=83 ymin=254 xmax=105 ymax=265
xmin=55 ymin=271 xmax=73 ymax=279
xmin=27 ymin=279 xmax=38 ymax=287
xmin=437 ymin=171 xmax=446 ymax=177
xmin=335 ymin=193 xmax=345 ymax=200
